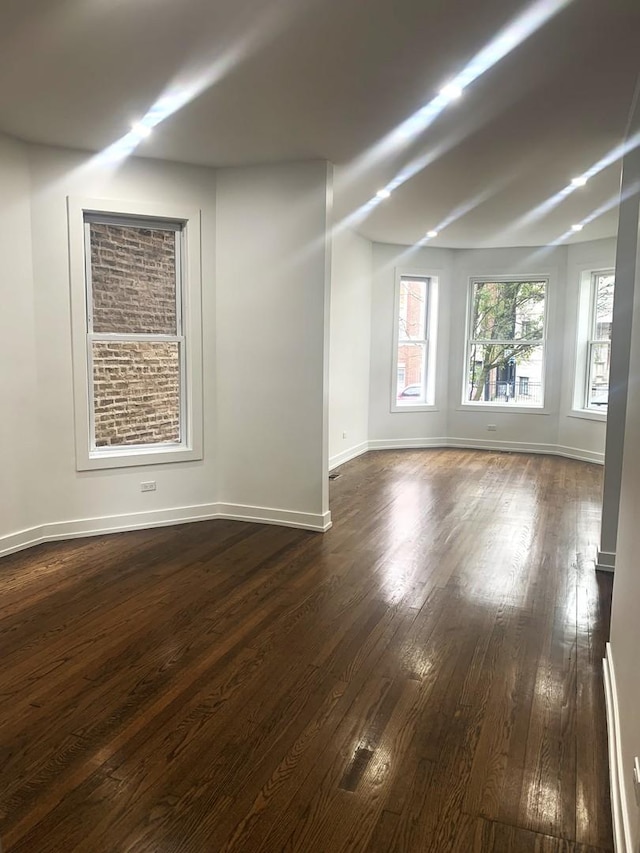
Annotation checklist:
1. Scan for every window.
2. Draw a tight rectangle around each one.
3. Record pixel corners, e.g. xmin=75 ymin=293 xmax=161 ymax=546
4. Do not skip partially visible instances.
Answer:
xmin=392 ymin=272 xmax=438 ymax=409
xmin=464 ymin=278 xmax=547 ymax=407
xmin=572 ymin=269 xmax=614 ymax=417
xmin=68 ymin=198 xmax=203 ymax=470
xmin=585 ymin=272 xmax=614 ymax=410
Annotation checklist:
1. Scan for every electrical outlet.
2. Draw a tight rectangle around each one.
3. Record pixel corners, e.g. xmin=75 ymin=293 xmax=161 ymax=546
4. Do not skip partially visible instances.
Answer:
xmin=487 ymin=424 xmax=497 ymax=432
xmin=633 ymin=756 xmax=640 ymax=805
xmin=342 ymin=431 xmax=348 ymax=439
xmin=140 ymin=481 xmax=156 ymax=492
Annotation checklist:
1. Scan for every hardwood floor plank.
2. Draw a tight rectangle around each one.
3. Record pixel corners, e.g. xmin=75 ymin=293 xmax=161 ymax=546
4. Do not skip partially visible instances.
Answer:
xmin=575 ymin=569 xmax=614 ymax=849
xmin=215 ymin=675 xmax=400 ymax=852
xmin=462 ymin=605 xmax=541 ymax=821
xmin=0 ymin=450 xmax=613 ymax=852
xmin=367 ymin=808 xmax=401 ymax=852
xmin=474 ymin=816 xmax=610 ymax=852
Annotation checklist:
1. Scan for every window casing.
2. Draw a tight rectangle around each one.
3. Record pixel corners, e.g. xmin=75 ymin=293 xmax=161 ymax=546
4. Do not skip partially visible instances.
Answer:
xmin=584 ymin=272 xmax=614 ymax=411
xmin=68 ymin=198 xmax=203 ymax=470
xmin=391 ymin=271 xmax=438 ymax=410
xmin=464 ymin=277 xmax=547 ymax=408
xmin=571 ymin=269 xmax=614 ymax=419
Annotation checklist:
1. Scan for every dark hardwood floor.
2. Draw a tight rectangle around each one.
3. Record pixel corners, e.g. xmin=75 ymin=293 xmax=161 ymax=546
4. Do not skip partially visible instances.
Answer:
xmin=0 ymin=449 xmax=613 ymax=852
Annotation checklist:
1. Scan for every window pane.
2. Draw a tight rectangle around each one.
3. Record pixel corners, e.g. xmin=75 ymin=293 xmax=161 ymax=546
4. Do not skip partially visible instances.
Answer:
xmin=92 ymin=341 xmax=180 ymax=447
xmin=594 ymin=274 xmax=614 ymax=341
xmin=90 ymin=223 xmax=178 ymax=334
xmin=396 ymin=343 xmax=426 ymax=403
xmin=587 ymin=342 xmax=610 ymax=409
xmin=471 ymin=280 xmax=545 ymax=341
xmin=467 ymin=343 xmax=543 ymax=405
xmin=398 ymin=278 xmax=427 ymax=340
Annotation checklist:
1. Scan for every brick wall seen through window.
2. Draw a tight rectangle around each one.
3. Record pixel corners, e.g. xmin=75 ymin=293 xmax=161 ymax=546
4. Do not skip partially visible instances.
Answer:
xmin=87 ymin=220 xmax=183 ymax=448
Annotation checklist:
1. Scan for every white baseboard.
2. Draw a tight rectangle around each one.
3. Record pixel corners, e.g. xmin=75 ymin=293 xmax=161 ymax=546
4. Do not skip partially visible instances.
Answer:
xmin=597 ymin=550 xmax=616 ymax=573
xmin=447 ymin=437 xmax=604 ymax=464
xmin=367 ymin=437 xmax=448 ymax=451
xmin=446 ymin=436 xmax=558 ymax=455
xmin=0 ymin=526 xmax=48 ymax=559
xmin=215 ymin=503 xmax=331 ymax=532
xmin=329 ymin=441 xmax=369 ymax=470
xmin=366 ymin=437 xmax=604 ymax=464
xmin=1 ymin=439 xmax=601 ymax=561
xmin=553 ymin=444 xmax=605 ymax=464
xmin=0 ymin=503 xmax=331 ymax=560
xmin=603 ymin=644 xmax=634 ymax=853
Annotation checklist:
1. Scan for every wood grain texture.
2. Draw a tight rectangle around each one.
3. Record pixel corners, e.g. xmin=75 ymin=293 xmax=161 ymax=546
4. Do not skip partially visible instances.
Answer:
xmin=0 ymin=449 xmax=613 ymax=852
xmin=474 ymin=816 xmax=609 ymax=851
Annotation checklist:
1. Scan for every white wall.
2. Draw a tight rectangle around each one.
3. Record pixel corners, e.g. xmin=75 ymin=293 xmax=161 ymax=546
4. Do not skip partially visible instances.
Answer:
xmin=215 ymin=161 xmax=332 ymax=526
xmin=368 ymin=242 xmax=453 ymax=445
xmin=606 ymin=91 xmax=640 ymax=852
xmin=0 ymin=133 xmax=38 ymax=543
xmin=1 ymin=142 xmax=334 ymax=555
xmin=557 ymin=238 xmax=615 ymax=460
xmin=447 ymin=246 xmax=565 ymax=452
xmin=364 ymin=240 xmax=611 ymax=463
xmin=0 ymin=131 xmax=616 ymax=553
xmin=328 ymin=228 xmax=372 ymax=467
xmin=23 ymin=145 xmax=219 ymax=543
xmin=601 ymin=149 xmax=640 ymax=570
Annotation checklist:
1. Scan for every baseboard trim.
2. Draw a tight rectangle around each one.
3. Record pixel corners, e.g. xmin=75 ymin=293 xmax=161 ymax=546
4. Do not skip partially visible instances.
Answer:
xmin=1 ymin=439 xmax=601 ymax=560
xmin=0 ymin=526 xmax=48 ymax=559
xmin=553 ymin=444 xmax=605 ymax=464
xmin=215 ymin=503 xmax=332 ymax=532
xmin=603 ymin=644 xmax=633 ymax=853
xmin=367 ymin=437 xmax=448 ymax=451
xmin=597 ymin=550 xmax=616 ymax=573
xmin=329 ymin=441 xmax=369 ymax=470
xmin=366 ymin=437 xmax=604 ymax=464
xmin=0 ymin=503 xmax=331 ymax=560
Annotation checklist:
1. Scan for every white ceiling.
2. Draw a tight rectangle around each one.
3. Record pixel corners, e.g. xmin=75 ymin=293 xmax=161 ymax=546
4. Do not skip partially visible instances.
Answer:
xmin=0 ymin=0 xmax=638 ymax=247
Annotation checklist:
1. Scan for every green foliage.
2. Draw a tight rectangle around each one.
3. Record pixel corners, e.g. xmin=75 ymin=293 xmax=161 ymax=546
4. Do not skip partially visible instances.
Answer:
xmin=469 ymin=280 xmax=545 ymax=401
xmin=472 ymin=280 xmax=545 ymax=341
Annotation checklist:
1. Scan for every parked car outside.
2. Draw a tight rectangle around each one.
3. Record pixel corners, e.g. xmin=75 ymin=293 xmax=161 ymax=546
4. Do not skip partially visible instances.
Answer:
xmin=590 ymin=388 xmax=609 ymax=407
xmin=397 ymin=384 xmax=422 ymax=399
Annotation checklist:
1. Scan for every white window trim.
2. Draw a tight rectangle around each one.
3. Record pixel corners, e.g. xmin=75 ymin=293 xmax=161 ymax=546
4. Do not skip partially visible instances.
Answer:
xmin=390 ymin=268 xmax=439 ymax=413
xmin=570 ymin=267 xmax=613 ymax=421
xmin=567 ymin=408 xmax=607 ymax=422
xmin=460 ymin=274 xmax=549 ymax=413
xmin=68 ymin=196 xmax=204 ymax=470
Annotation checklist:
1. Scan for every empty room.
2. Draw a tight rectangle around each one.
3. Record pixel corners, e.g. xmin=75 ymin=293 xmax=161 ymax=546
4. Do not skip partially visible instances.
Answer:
xmin=1 ymin=1 xmax=640 ymax=851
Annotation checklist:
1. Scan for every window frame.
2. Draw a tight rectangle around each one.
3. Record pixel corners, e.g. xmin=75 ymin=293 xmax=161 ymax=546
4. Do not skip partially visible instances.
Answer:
xmin=570 ymin=268 xmax=613 ymax=421
xmin=68 ymin=197 xmax=203 ymax=470
xmin=583 ymin=270 xmax=613 ymax=414
xmin=461 ymin=275 xmax=549 ymax=412
xmin=390 ymin=269 xmax=439 ymax=412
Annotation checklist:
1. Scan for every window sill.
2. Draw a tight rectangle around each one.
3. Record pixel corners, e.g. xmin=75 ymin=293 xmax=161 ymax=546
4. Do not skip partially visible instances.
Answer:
xmin=568 ymin=409 xmax=607 ymax=423
xmin=390 ymin=404 xmax=439 ymax=413
xmin=77 ymin=444 xmax=203 ymax=471
xmin=456 ymin=404 xmax=549 ymax=415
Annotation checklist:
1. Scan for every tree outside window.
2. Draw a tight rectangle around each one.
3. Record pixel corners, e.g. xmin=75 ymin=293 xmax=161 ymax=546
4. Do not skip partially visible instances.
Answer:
xmin=466 ymin=279 xmax=546 ymax=406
